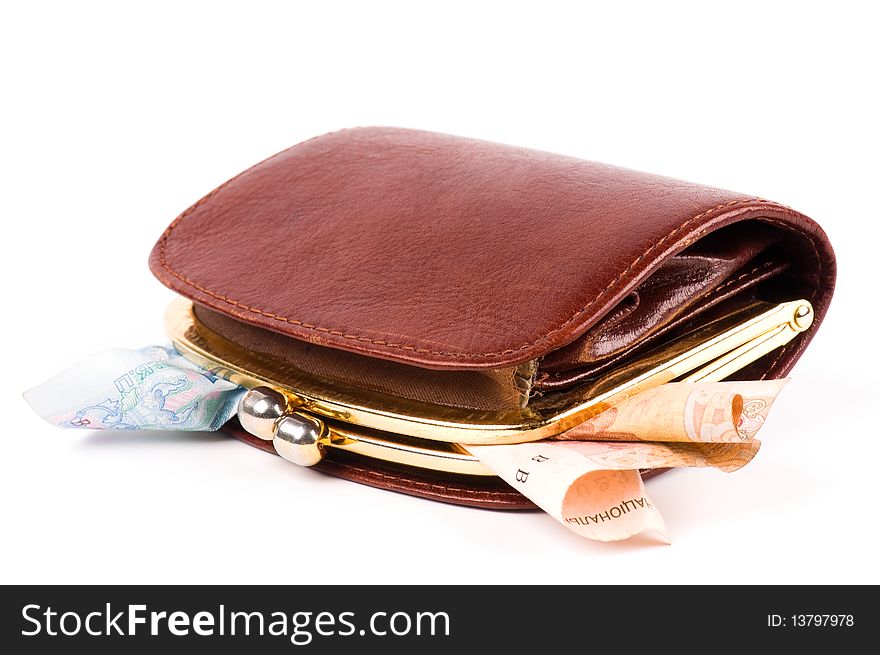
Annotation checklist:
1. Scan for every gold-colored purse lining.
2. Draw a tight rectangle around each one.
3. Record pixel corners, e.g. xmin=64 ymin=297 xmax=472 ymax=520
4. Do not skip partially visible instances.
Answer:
xmin=194 ymin=305 xmax=534 ymax=412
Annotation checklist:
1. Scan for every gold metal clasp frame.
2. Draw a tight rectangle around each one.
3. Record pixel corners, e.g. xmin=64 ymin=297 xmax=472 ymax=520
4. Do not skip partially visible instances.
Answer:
xmin=166 ymin=298 xmax=813 ymax=475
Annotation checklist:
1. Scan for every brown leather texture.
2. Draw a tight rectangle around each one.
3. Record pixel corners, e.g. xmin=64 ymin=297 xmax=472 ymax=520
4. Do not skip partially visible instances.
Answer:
xmin=220 ymin=418 xmax=668 ymax=510
xmin=149 ymin=127 xmax=835 ymax=378
xmin=150 ymin=127 xmax=836 ymax=505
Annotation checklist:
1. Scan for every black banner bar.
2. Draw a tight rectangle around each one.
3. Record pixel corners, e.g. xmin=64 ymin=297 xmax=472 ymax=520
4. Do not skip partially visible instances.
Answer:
xmin=0 ymin=585 xmax=870 ymax=652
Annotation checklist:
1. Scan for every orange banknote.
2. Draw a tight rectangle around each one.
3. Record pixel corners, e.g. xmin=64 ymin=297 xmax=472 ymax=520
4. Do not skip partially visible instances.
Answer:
xmin=467 ymin=380 xmax=787 ymax=542
xmin=556 ymin=380 xmax=788 ymax=443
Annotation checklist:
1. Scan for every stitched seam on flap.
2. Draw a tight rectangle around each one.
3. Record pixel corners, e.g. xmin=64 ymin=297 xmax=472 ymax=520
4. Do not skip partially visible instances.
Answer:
xmin=159 ymin=191 xmax=798 ymax=359
xmin=712 ymin=260 xmax=781 ymax=294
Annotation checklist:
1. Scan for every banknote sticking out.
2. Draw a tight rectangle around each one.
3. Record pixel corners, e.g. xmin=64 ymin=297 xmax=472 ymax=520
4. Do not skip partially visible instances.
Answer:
xmin=468 ymin=379 xmax=788 ymax=542
xmin=24 ymin=345 xmax=244 ymax=432
xmin=555 ymin=380 xmax=788 ymax=444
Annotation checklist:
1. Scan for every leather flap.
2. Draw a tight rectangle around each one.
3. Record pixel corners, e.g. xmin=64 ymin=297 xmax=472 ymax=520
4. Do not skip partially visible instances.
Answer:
xmin=149 ymin=127 xmax=835 ymax=370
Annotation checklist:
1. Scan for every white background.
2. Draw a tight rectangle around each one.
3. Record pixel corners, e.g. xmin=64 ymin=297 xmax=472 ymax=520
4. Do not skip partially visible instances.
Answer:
xmin=1 ymin=1 xmax=877 ymax=584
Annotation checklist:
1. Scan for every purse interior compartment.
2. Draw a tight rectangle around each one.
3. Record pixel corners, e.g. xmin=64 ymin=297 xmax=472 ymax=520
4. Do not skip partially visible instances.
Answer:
xmin=534 ymin=221 xmax=793 ymax=391
xmin=193 ymin=305 xmax=536 ymax=411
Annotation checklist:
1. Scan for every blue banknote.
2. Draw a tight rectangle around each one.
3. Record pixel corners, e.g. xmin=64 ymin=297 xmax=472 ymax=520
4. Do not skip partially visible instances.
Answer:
xmin=24 ymin=345 xmax=244 ymax=431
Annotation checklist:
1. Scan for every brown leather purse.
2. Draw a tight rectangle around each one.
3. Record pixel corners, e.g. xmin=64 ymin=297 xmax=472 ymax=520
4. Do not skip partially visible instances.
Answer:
xmin=150 ymin=127 xmax=836 ymax=509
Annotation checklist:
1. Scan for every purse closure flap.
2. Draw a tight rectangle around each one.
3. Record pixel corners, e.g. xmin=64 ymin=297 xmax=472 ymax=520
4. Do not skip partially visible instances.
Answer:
xmin=149 ymin=127 xmax=834 ymax=370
